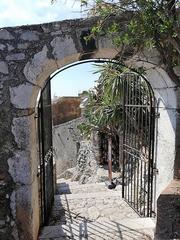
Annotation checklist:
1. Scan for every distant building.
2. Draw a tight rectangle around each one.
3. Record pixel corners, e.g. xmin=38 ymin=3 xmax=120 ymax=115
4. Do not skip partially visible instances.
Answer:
xmin=52 ymin=96 xmax=81 ymax=125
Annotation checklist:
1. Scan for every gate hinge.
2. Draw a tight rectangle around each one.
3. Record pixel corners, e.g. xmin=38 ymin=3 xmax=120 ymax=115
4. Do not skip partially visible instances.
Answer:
xmin=153 ymin=167 xmax=159 ymax=175
xmin=155 ymin=113 xmax=160 ymax=118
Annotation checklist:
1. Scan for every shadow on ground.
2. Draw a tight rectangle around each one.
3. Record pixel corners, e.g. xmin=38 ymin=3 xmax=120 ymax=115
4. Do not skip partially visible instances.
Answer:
xmin=42 ymin=182 xmax=152 ymax=240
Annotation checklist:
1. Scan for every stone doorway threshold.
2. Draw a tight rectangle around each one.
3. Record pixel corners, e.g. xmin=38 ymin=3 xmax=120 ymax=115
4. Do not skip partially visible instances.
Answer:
xmin=39 ymin=179 xmax=155 ymax=240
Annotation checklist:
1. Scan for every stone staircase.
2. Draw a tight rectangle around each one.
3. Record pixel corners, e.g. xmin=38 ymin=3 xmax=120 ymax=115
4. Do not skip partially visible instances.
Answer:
xmin=39 ymin=179 xmax=155 ymax=239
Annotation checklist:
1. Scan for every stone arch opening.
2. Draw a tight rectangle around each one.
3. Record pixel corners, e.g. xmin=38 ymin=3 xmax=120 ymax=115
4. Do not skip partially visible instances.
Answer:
xmin=35 ymin=57 xmax=176 ymax=219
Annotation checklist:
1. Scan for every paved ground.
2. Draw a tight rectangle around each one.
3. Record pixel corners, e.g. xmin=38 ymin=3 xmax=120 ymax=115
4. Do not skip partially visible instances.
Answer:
xmin=39 ymin=180 xmax=155 ymax=240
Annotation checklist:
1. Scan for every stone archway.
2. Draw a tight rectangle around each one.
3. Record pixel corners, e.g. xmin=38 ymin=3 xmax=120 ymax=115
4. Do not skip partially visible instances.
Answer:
xmin=0 ymin=18 xmax=179 ymax=240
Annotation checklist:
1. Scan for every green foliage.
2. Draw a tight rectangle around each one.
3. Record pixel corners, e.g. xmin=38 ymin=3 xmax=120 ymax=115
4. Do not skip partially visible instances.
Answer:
xmin=51 ymin=0 xmax=179 ymax=83
xmin=78 ymin=63 xmax=128 ymax=138
xmin=79 ymin=0 xmax=180 ymax=85
xmin=51 ymin=0 xmax=180 ymax=137
xmin=81 ymin=0 xmax=88 ymax=5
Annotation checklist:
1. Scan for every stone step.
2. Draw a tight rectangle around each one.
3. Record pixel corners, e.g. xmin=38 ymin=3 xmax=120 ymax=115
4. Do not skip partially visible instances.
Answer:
xmin=49 ymin=193 xmax=139 ymax=226
xmin=39 ymin=217 xmax=155 ymax=239
xmin=55 ymin=189 xmax=121 ymax=200
xmin=56 ymin=181 xmax=115 ymax=195
xmin=57 ymin=178 xmax=79 ymax=185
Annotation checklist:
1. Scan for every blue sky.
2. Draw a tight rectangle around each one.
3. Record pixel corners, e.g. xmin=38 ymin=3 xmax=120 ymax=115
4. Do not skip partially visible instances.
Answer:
xmin=0 ymin=0 xmax=83 ymax=27
xmin=0 ymin=0 xmax=99 ymax=97
xmin=51 ymin=62 xmax=100 ymax=98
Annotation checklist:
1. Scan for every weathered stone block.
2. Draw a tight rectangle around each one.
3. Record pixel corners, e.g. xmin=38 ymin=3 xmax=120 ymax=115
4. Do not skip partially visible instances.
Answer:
xmin=6 ymin=53 xmax=25 ymax=61
xmin=23 ymin=45 xmax=48 ymax=83
xmin=51 ymin=36 xmax=77 ymax=60
xmin=7 ymin=44 xmax=14 ymax=51
xmin=12 ymin=116 xmax=30 ymax=150
xmin=0 ymin=76 xmax=9 ymax=83
xmin=17 ymin=43 xmax=29 ymax=49
xmin=10 ymin=83 xmax=33 ymax=109
xmin=0 ymin=44 xmax=6 ymax=50
xmin=155 ymin=180 xmax=180 ymax=240
xmin=0 ymin=61 xmax=8 ymax=74
xmin=51 ymin=30 xmax=63 ymax=36
xmin=0 ymin=29 xmax=14 ymax=40
xmin=8 ymin=151 xmax=31 ymax=185
xmin=20 ymin=31 xmax=39 ymax=41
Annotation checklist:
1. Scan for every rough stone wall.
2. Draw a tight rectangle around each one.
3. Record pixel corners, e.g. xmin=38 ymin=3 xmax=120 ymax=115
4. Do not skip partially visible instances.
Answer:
xmin=53 ymin=117 xmax=84 ymax=178
xmin=72 ymin=140 xmax=99 ymax=184
xmin=0 ymin=17 xmax=179 ymax=240
xmin=155 ymin=180 xmax=180 ymax=239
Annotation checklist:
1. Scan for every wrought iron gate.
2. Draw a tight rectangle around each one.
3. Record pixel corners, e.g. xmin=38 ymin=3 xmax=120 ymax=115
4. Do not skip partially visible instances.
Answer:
xmin=38 ymin=80 xmax=54 ymax=225
xmin=122 ymin=73 xmax=155 ymax=217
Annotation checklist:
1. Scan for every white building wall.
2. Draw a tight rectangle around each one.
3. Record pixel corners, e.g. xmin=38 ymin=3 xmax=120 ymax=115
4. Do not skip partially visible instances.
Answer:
xmin=145 ymin=67 xmax=177 ymax=204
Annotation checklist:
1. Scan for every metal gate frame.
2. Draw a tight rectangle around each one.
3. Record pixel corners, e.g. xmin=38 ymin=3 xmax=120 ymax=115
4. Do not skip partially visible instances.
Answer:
xmin=38 ymin=79 xmax=54 ymax=225
xmin=122 ymin=73 xmax=155 ymax=217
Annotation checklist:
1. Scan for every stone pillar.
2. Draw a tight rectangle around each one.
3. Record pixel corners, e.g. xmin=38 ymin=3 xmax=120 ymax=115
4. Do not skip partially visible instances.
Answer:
xmin=155 ymin=180 xmax=180 ymax=239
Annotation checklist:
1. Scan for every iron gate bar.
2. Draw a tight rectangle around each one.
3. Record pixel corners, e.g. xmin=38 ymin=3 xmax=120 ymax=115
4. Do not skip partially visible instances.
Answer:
xmin=40 ymin=96 xmax=47 ymax=224
xmin=122 ymin=78 xmax=125 ymax=199
xmin=38 ymin=100 xmax=44 ymax=224
xmin=122 ymin=73 xmax=155 ymax=217
xmin=133 ymin=78 xmax=137 ymax=209
xmin=148 ymin=85 xmax=155 ymax=217
xmin=124 ymin=105 xmax=150 ymax=107
xmin=38 ymin=79 xmax=54 ymax=225
xmin=130 ymin=76 xmax=133 ymax=206
xmin=136 ymin=94 xmax=141 ymax=212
